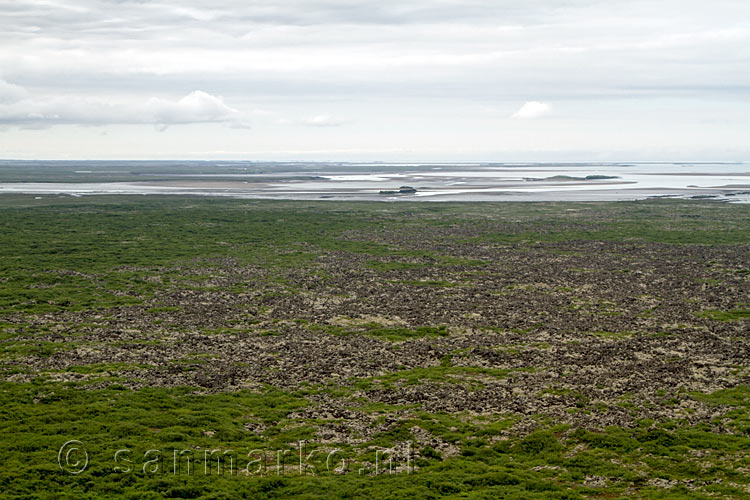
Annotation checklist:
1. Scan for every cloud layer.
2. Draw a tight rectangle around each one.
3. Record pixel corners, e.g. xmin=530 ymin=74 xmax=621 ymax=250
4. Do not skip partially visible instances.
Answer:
xmin=0 ymin=1 xmax=748 ymax=159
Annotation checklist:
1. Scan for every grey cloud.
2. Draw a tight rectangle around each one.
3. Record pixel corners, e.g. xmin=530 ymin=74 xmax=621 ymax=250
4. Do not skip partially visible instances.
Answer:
xmin=0 ymin=1 xmax=583 ymax=33
xmin=1 ymin=1 xmax=747 ymax=97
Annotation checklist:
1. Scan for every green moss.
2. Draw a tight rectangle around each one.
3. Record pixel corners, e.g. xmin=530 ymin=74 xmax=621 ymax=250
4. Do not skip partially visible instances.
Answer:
xmin=356 ymin=363 xmax=530 ymax=391
xmin=588 ymin=330 xmax=635 ymax=339
xmin=312 ymin=323 xmax=449 ymax=342
xmin=2 ymin=196 xmax=750 ymax=498
xmin=396 ymin=279 xmax=467 ymax=287
xmin=366 ymin=261 xmax=427 ymax=271
xmin=146 ymin=306 xmax=182 ymax=313
xmin=696 ymin=309 xmax=750 ymax=321
xmin=66 ymin=362 xmax=148 ymax=374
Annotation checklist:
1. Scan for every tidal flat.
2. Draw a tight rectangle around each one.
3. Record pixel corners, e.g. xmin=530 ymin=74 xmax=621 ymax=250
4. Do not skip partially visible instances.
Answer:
xmin=1 ymin=160 xmax=749 ymax=202
xmin=1 ymin=195 xmax=749 ymax=499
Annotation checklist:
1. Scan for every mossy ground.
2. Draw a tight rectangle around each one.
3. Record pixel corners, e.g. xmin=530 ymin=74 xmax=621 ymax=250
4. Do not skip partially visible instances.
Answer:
xmin=1 ymin=195 xmax=749 ymax=498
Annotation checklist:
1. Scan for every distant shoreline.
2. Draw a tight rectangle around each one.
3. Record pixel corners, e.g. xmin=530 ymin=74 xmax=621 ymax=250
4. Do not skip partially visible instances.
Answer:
xmin=1 ymin=161 xmax=748 ymax=203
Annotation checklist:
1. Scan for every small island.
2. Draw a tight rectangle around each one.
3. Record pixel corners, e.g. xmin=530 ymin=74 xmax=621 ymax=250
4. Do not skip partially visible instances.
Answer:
xmin=379 ymin=185 xmax=417 ymax=194
xmin=523 ymin=175 xmax=620 ymax=181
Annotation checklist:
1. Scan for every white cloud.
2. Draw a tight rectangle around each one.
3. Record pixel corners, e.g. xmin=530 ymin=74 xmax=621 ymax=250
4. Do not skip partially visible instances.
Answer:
xmin=512 ymin=101 xmax=551 ymax=119
xmin=146 ymin=91 xmax=238 ymax=126
xmin=0 ymin=85 xmax=239 ymax=128
xmin=0 ymin=78 xmax=28 ymax=103
xmin=301 ymin=114 xmax=347 ymax=127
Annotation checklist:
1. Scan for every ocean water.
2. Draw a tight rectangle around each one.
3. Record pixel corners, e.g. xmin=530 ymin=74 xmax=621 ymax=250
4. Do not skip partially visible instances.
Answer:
xmin=0 ymin=161 xmax=748 ymax=202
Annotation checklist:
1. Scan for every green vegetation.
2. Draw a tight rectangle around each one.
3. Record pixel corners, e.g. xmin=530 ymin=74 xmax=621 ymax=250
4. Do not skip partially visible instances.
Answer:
xmin=309 ymin=323 xmax=449 ymax=342
xmin=1 ymin=195 xmax=749 ymax=498
xmin=2 ymin=379 xmax=749 ymax=498
xmin=354 ymin=362 xmax=529 ymax=391
xmin=696 ymin=309 xmax=750 ymax=322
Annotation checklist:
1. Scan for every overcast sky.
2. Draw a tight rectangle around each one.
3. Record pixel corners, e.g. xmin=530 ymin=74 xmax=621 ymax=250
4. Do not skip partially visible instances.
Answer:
xmin=0 ymin=0 xmax=748 ymax=161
